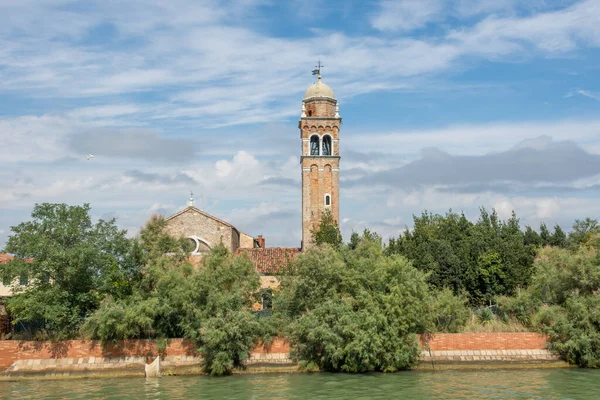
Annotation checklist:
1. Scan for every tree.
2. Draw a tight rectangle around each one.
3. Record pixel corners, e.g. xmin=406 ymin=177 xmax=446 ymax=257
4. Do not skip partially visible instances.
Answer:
xmin=311 ymin=209 xmax=343 ymax=249
xmin=569 ymin=218 xmax=600 ymax=246
xmin=550 ymin=224 xmax=568 ymax=248
xmin=524 ymin=225 xmax=542 ymax=247
xmin=277 ymin=235 xmax=433 ymax=372
xmin=82 ymin=215 xmax=270 ymax=376
xmin=1 ymin=203 xmax=141 ymax=339
xmin=386 ymin=208 xmax=534 ymax=305
xmin=500 ymin=246 xmax=600 ymax=367
xmin=348 ymin=232 xmax=360 ymax=250
xmin=539 ymin=223 xmax=551 ymax=247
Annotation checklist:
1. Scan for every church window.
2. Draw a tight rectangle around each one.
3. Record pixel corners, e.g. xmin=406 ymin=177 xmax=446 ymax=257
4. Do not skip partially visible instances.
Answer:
xmin=322 ymin=135 xmax=332 ymax=156
xmin=325 ymin=194 xmax=331 ymax=206
xmin=310 ymin=135 xmax=320 ymax=155
xmin=308 ymin=110 xmax=312 ymax=117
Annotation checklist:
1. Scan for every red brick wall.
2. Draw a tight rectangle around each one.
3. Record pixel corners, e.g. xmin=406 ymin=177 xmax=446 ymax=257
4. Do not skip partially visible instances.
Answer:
xmin=252 ymin=338 xmax=290 ymax=354
xmin=0 ymin=338 xmax=291 ymax=369
xmin=418 ymin=333 xmax=548 ymax=351
xmin=0 ymin=334 xmax=548 ymax=370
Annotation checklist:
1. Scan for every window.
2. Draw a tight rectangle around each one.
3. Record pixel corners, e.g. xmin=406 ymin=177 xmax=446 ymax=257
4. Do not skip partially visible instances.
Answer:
xmin=308 ymin=110 xmax=312 ymax=117
xmin=322 ymin=135 xmax=332 ymax=156
xmin=310 ymin=135 xmax=320 ymax=155
xmin=325 ymin=194 xmax=331 ymax=206
xmin=19 ymin=274 xmax=28 ymax=286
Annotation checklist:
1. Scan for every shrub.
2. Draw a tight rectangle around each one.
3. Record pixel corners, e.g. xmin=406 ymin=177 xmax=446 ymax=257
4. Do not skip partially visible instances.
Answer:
xmin=278 ymin=236 xmax=432 ymax=372
xmin=431 ymin=288 xmax=470 ymax=333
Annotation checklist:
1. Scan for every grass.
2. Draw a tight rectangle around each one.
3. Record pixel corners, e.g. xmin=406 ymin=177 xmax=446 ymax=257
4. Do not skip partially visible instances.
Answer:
xmin=460 ymin=312 xmax=529 ymax=333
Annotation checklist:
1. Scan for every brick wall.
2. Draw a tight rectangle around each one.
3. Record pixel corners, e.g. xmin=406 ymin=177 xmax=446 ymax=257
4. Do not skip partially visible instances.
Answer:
xmin=0 ymin=338 xmax=291 ymax=370
xmin=418 ymin=333 xmax=548 ymax=351
xmin=0 ymin=333 xmax=549 ymax=370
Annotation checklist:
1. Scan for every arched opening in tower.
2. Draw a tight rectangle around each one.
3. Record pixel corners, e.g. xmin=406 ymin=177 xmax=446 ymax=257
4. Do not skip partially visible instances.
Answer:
xmin=310 ymin=135 xmax=320 ymax=155
xmin=322 ymin=135 xmax=332 ymax=156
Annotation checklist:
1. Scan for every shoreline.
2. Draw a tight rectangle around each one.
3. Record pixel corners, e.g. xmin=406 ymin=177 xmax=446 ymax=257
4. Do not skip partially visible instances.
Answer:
xmin=1 ymin=333 xmax=572 ymax=380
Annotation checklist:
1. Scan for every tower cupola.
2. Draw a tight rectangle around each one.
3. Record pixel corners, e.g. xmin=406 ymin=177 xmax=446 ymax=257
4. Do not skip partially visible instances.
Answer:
xmin=303 ymin=76 xmax=335 ymax=100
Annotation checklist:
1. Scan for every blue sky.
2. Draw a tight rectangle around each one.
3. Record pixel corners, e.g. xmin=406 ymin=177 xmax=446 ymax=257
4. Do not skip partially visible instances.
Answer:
xmin=1 ymin=0 xmax=600 ymax=247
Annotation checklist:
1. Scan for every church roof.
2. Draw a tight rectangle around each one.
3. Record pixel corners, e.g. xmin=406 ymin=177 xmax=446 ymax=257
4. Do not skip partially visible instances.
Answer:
xmin=0 ymin=254 xmax=14 ymax=264
xmin=304 ymin=76 xmax=335 ymax=100
xmin=236 ymin=247 xmax=300 ymax=275
xmin=165 ymin=206 xmax=234 ymax=228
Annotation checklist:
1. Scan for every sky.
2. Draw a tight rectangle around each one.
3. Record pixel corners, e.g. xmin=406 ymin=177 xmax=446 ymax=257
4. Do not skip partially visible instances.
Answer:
xmin=1 ymin=0 xmax=600 ymax=248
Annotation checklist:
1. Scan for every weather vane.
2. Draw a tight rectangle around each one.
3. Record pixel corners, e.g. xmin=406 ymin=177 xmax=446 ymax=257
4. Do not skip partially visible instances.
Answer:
xmin=312 ymin=60 xmax=323 ymax=77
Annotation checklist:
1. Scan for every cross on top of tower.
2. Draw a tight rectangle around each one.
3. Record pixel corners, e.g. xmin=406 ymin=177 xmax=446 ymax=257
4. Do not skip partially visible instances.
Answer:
xmin=188 ymin=191 xmax=194 ymax=207
xmin=311 ymin=60 xmax=323 ymax=77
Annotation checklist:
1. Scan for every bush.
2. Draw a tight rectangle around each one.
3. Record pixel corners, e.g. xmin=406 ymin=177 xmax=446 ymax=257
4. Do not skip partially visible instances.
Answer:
xmin=430 ymin=288 xmax=470 ymax=333
xmin=278 ymin=236 xmax=432 ymax=372
xmin=500 ymin=246 xmax=600 ymax=368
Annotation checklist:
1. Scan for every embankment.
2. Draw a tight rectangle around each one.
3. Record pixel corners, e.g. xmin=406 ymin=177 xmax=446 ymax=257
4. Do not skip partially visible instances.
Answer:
xmin=1 ymin=333 xmax=569 ymax=379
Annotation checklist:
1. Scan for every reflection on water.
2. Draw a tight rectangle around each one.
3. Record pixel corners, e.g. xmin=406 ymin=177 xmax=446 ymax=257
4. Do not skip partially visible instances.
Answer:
xmin=1 ymin=368 xmax=599 ymax=399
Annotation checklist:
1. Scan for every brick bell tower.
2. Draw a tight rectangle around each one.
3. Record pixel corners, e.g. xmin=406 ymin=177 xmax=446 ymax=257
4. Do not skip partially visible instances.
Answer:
xmin=300 ymin=66 xmax=341 ymax=249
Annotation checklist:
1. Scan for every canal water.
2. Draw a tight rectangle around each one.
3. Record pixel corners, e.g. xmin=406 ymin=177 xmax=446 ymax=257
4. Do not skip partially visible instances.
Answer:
xmin=2 ymin=368 xmax=599 ymax=399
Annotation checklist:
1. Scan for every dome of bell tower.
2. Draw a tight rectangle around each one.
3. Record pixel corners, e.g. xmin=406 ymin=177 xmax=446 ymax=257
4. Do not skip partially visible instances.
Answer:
xmin=303 ymin=76 xmax=335 ymax=100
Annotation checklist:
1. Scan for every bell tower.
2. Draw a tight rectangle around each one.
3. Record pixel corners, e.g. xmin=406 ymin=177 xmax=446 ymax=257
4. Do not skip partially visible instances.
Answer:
xmin=299 ymin=67 xmax=341 ymax=249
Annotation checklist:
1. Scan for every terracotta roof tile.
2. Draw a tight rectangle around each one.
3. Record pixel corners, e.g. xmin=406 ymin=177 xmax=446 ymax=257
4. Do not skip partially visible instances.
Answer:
xmin=0 ymin=254 xmax=33 ymax=264
xmin=236 ymin=248 xmax=300 ymax=275
xmin=0 ymin=254 xmax=14 ymax=264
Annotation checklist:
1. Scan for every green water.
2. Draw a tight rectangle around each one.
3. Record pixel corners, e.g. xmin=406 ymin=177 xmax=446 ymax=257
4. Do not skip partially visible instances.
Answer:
xmin=2 ymin=369 xmax=600 ymax=399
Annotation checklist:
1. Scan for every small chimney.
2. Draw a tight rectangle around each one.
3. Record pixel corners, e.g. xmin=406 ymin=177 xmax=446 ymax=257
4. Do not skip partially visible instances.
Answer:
xmin=257 ymin=235 xmax=265 ymax=248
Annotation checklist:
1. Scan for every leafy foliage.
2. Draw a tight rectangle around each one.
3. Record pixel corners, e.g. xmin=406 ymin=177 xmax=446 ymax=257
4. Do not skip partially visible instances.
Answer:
xmin=430 ymin=288 xmax=470 ymax=333
xmin=1 ymin=203 xmax=142 ymax=339
xmin=386 ymin=208 xmax=536 ymax=305
xmin=311 ymin=210 xmax=343 ymax=249
xmin=277 ymin=233 xmax=432 ymax=372
xmin=569 ymin=218 xmax=600 ymax=247
xmin=499 ymin=246 xmax=600 ymax=367
xmin=82 ymin=216 xmax=269 ymax=376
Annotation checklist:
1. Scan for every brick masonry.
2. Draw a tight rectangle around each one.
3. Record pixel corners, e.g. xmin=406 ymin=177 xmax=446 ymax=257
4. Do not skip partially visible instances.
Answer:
xmin=420 ymin=332 xmax=548 ymax=351
xmin=1 ymin=333 xmax=565 ymax=376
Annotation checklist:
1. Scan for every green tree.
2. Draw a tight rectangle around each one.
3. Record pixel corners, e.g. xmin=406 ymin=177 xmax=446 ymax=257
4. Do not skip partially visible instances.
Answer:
xmin=540 ymin=223 xmax=551 ymax=246
xmin=277 ymin=235 xmax=432 ymax=372
xmin=82 ymin=215 xmax=269 ymax=376
xmin=386 ymin=208 xmax=533 ymax=305
xmin=348 ymin=231 xmax=360 ymax=250
xmin=524 ymin=225 xmax=542 ymax=247
xmin=1 ymin=203 xmax=141 ymax=339
xmin=500 ymin=246 xmax=600 ymax=367
xmin=569 ymin=218 xmax=600 ymax=246
xmin=311 ymin=209 xmax=343 ymax=249
xmin=550 ymin=225 xmax=568 ymax=248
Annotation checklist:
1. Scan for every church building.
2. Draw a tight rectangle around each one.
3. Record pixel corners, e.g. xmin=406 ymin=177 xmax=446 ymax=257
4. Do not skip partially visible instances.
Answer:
xmin=162 ymin=69 xmax=341 ymax=291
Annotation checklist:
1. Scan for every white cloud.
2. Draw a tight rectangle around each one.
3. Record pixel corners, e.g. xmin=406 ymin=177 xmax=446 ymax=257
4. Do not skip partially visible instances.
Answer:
xmin=345 ymin=119 xmax=600 ymax=158
xmin=565 ymin=89 xmax=600 ymax=102
xmin=1 ymin=1 xmax=599 ymax=128
xmin=370 ymin=0 xmax=444 ymax=32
